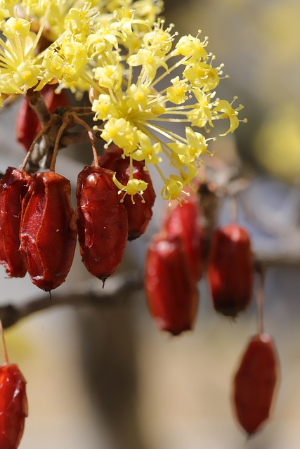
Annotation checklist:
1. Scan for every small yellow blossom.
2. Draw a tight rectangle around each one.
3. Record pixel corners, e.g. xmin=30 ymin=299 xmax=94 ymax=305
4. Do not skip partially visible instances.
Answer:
xmin=94 ymin=64 xmax=123 ymax=90
xmin=213 ymin=98 xmax=244 ymax=135
xmin=92 ymin=94 xmax=119 ymax=120
xmin=174 ymin=34 xmax=208 ymax=61
xmin=187 ymin=89 xmax=214 ymax=128
xmin=3 ymin=17 xmax=30 ymax=38
xmin=168 ymin=127 xmax=207 ymax=164
xmin=127 ymin=48 xmax=168 ymax=83
xmin=161 ymin=177 xmax=184 ymax=202
xmin=113 ymin=173 xmax=148 ymax=203
xmin=126 ymin=84 xmax=151 ymax=110
xmin=183 ymin=62 xmax=220 ymax=91
xmin=167 ymin=77 xmax=188 ymax=104
xmin=101 ymin=118 xmax=139 ymax=155
xmin=134 ymin=131 xmax=162 ymax=164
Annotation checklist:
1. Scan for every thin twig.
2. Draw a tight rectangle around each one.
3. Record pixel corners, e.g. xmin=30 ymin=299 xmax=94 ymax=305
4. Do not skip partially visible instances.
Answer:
xmin=26 ymin=88 xmax=50 ymax=126
xmin=0 ymin=273 xmax=144 ymax=329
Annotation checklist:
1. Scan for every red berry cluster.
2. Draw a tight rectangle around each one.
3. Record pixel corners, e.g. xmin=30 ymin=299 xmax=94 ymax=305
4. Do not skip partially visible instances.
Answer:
xmin=145 ymin=190 xmax=255 ymax=334
xmin=0 ymin=147 xmax=155 ymax=291
xmin=145 ymin=191 xmax=203 ymax=335
xmin=1 ymin=88 xmax=278 ymax=440
xmin=144 ymin=188 xmax=279 ymax=435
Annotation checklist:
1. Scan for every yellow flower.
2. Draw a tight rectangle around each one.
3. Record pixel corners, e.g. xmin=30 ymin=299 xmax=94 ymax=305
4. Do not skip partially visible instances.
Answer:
xmin=134 ymin=131 xmax=162 ymax=164
xmin=167 ymin=77 xmax=189 ymax=104
xmin=161 ymin=177 xmax=184 ymax=202
xmin=89 ymin=21 xmax=244 ymax=201
xmin=127 ymin=48 xmax=168 ymax=83
xmin=174 ymin=34 xmax=208 ymax=61
xmin=92 ymin=94 xmax=119 ymax=120
xmin=0 ymin=16 xmax=43 ymax=94
xmin=113 ymin=173 xmax=148 ymax=203
xmin=213 ymin=98 xmax=245 ymax=135
xmin=0 ymin=1 xmax=245 ymax=203
xmin=101 ymin=118 xmax=139 ymax=155
xmin=168 ymin=127 xmax=207 ymax=164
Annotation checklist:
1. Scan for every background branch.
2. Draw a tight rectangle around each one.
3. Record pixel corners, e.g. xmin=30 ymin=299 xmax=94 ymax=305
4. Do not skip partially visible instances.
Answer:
xmin=0 ymin=272 xmax=144 ymax=329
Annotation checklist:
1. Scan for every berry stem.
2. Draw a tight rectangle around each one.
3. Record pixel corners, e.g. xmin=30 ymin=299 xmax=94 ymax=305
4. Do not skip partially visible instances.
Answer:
xmin=0 ymin=320 xmax=9 ymax=365
xmin=256 ymin=263 xmax=265 ymax=336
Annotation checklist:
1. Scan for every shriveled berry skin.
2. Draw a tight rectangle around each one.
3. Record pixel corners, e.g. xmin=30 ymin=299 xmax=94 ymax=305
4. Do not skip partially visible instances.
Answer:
xmin=0 ymin=364 xmax=28 ymax=449
xmin=16 ymin=85 xmax=70 ymax=151
xmin=98 ymin=146 xmax=156 ymax=241
xmin=0 ymin=168 xmax=32 ymax=277
xmin=76 ymin=166 xmax=128 ymax=281
xmin=233 ymin=334 xmax=279 ymax=435
xmin=20 ymin=172 xmax=77 ymax=291
xmin=207 ymin=224 xmax=253 ymax=317
xmin=163 ymin=195 xmax=203 ymax=282
xmin=16 ymin=98 xmax=40 ymax=152
xmin=145 ymin=235 xmax=199 ymax=335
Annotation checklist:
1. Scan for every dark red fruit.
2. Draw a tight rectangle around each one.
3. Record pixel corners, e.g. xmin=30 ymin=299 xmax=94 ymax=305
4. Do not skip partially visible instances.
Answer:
xmin=233 ymin=334 xmax=279 ymax=435
xmin=145 ymin=234 xmax=199 ymax=335
xmin=162 ymin=194 xmax=203 ymax=282
xmin=76 ymin=166 xmax=128 ymax=281
xmin=20 ymin=172 xmax=77 ymax=291
xmin=0 ymin=363 xmax=28 ymax=449
xmin=16 ymin=85 xmax=70 ymax=151
xmin=0 ymin=167 xmax=32 ymax=277
xmin=98 ymin=146 xmax=156 ymax=240
xmin=207 ymin=224 xmax=253 ymax=317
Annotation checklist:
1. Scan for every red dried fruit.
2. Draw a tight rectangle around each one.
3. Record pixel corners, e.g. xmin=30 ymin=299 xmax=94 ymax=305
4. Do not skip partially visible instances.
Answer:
xmin=207 ymin=224 xmax=253 ymax=317
xmin=20 ymin=172 xmax=77 ymax=291
xmin=145 ymin=234 xmax=199 ymax=335
xmin=16 ymin=98 xmax=40 ymax=152
xmin=0 ymin=167 xmax=32 ymax=277
xmin=233 ymin=333 xmax=279 ymax=435
xmin=162 ymin=194 xmax=203 ymax=282
xmin=98 ymin=146 xmax=156 ymax=240
xmin=16 ymin=85 xmax=70 ymax=151
xmin=76 ymin=166 xmax=128 ymax=281
xmin=0 ymin=323 xmax=28 ymax=449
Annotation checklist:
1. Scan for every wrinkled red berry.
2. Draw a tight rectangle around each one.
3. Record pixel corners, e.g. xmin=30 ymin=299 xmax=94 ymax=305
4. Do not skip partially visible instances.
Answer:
xmin=0 ymin=167 xmax=32 ymax=277
xmin=20 ymin=172 xmax=77 ymax=291
xmin=16 ymin=85 xmax=70 ymax=151
xmin=145 ymin=234 xmax=199 ymax=335
xmin=207 ymin=224 xmax=253 ymax=317
xmin=76 ymin=166 xmax=128 ymax=281
xmin=98 ymin=146 xmax=156 ymax=240
xmin=0 ymin=363 xmax=28 ymax=449
xmin=233 ymin=334 xmax=279 ymax=435
xmin=162 ymin=194 xmax=203 ymax=282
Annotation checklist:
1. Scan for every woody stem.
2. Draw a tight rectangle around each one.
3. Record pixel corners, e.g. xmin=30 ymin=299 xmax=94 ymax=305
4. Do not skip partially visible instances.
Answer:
xmin=26 ymin=88 xmax=51 ymax=126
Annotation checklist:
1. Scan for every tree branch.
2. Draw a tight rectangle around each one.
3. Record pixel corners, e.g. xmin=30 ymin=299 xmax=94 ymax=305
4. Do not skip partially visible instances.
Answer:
xmin=0 ymin=273 xmax=144 ymax=329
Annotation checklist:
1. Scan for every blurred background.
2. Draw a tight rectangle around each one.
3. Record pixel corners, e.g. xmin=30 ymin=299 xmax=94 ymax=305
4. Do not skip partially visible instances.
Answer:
xmin=2 ymin=1 xmax=300 ymax=448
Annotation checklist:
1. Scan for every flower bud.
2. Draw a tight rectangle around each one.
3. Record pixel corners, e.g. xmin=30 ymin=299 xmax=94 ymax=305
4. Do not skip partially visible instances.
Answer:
xmin=207 ymin=224 xmax=253 ymax=317
xmin=0 ymin=167 xmax=32 ymax=277
xmin=76 ymin=166 xmax=128 ymax=281
xmin=145 ymin=234 xmax=199 ymax=335
xmin=20 ymin=172 xmax=77 ymax=291
xmin=162 ymin=194 xmax=203 ymax=282
xmin=233 ymin=334 xmax=279 ymax=435
xmin=98 ymin=146 xmax=156 ymax=240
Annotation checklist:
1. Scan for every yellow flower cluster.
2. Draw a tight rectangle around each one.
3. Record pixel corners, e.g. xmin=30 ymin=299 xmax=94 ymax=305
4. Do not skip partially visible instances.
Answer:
xmin=0 ymin=0 xmax=245 ymax=202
